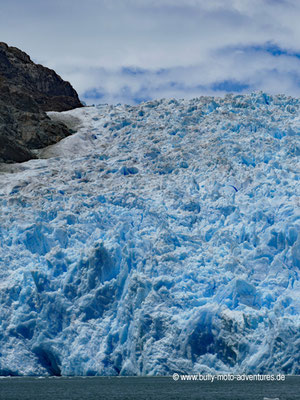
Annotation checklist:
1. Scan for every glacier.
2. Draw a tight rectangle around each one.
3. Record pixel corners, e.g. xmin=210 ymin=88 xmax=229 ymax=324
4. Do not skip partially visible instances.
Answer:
xmin=0 ymin=92 xmax=299 ymax=376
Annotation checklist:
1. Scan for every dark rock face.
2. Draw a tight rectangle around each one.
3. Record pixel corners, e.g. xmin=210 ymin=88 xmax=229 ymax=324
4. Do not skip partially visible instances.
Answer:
xmin=0 ymin=42 xmax=83 ymax=163
xmin=0 ymin=42 xmax=82 ymax=112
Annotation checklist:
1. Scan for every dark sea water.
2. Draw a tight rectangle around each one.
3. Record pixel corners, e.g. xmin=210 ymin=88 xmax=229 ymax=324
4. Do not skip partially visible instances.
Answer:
xmin=0 ymin=376 xmax=299 ymax=400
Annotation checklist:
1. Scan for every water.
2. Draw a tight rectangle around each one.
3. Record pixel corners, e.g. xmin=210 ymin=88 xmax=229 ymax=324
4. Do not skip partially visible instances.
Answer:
xmin=0 ymin=377 xmax=299 ymax=400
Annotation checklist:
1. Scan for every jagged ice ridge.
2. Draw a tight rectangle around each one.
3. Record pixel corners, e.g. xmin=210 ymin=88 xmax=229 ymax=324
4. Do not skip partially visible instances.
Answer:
xmin=0 ymin=93 xmax=299 ymax=376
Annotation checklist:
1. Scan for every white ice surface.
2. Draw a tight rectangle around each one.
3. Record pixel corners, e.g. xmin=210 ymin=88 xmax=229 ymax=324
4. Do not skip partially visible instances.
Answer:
xmin=0 ymin=93 xmax=299 ymax=376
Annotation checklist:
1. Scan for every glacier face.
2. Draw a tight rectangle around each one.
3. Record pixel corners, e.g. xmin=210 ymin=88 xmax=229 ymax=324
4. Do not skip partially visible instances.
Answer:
xmin=0 ymin=93 xmax=299 ymax=376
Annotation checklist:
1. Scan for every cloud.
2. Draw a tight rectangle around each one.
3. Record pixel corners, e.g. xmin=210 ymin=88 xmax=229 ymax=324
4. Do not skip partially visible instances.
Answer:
xmin=1 ymin=0 xmax=300 ymax=103
xmin=69 ymin=41 xmax=300 ymax=104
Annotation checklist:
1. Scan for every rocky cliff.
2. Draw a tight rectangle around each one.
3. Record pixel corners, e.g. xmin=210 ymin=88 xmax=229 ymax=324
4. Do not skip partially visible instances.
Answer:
xmin=0 ymin=42 xmax=83 ymax=163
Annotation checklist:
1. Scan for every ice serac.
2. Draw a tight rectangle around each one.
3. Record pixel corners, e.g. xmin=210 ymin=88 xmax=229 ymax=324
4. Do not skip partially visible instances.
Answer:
xmin=0 ymin=93 xmax=299 ymax=376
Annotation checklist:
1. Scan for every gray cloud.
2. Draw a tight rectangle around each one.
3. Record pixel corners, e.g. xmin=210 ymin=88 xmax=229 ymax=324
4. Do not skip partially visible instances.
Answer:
xmin=1 ymin=0 xmax=300 ymax=103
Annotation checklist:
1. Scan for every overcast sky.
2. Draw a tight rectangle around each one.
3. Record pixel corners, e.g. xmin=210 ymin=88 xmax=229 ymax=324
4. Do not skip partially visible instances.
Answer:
xmin=1 ymin=0 xmax=300 ymax=104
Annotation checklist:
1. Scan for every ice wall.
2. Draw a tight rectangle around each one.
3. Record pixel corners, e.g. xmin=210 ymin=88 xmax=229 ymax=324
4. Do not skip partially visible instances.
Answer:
xmin=0 ymin=93 xmax=299 ymax=375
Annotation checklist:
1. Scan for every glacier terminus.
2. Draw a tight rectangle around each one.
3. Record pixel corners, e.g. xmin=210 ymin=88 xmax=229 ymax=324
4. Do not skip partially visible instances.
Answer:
xmin=0 ymin=93 xmax=299 ymax=376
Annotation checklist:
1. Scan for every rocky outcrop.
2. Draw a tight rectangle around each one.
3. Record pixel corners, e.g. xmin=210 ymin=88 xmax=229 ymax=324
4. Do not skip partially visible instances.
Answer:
xmin=0 ymin=42 xmax=83 ymax=163
xmin=0 ymin=42 xmax=82 ymax=112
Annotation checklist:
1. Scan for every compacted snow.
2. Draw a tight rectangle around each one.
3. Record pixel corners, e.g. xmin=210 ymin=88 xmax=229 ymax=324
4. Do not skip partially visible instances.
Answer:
xmin=0 ymin=93 xmax=299 ymax=376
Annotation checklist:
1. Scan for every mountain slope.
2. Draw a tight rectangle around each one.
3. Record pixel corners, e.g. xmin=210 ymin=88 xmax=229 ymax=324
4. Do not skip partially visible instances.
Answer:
xmin=0 ymin=93 xmax=299 ymax=376
xmin=0 ymin=42 xmax=82 ymax=112
xmin=0 ymin=42 xmax=82 ymax=163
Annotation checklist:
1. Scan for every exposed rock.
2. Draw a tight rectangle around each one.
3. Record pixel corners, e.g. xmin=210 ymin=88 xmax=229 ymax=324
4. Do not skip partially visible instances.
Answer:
xmin=0 ymin=42 xmax=83 ymax=163
xmin=0 ymin=42 xmax=82 ymax=112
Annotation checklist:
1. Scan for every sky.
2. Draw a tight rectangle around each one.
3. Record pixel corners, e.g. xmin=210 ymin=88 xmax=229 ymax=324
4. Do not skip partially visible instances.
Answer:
xmin=1 ymin=0 xmax=300 ymax=104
